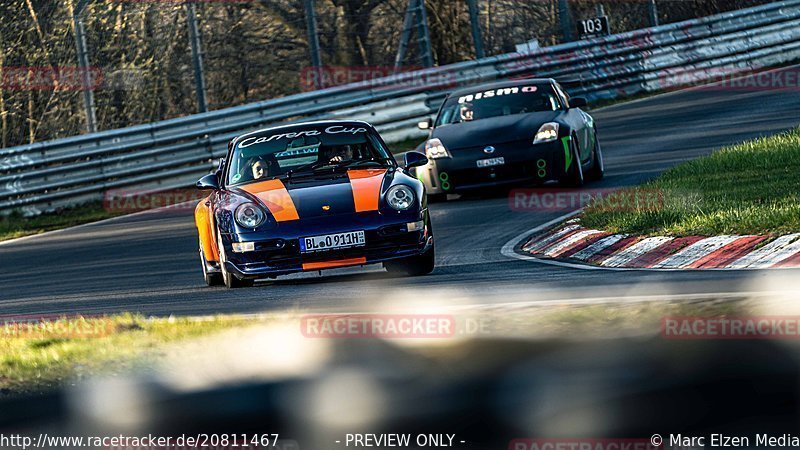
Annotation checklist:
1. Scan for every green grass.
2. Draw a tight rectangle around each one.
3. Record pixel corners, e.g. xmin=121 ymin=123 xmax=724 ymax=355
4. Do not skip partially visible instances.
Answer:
xmin=582 ymin=128 xmax=800 ymax=236
xmin=0 ymin=201 xmax=119 ymax=242
xmin=0 ymin=299 xmax=772 ymax=394
xmin=0 ymin=313 xmax=261 ymax=395
xmin=389 ymin=136 xmax=426 ymax=154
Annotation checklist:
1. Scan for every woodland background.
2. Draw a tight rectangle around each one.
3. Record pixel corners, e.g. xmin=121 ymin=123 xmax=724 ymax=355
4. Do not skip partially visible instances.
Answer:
xmin=0 ymin=0 xmax=769 ymax=148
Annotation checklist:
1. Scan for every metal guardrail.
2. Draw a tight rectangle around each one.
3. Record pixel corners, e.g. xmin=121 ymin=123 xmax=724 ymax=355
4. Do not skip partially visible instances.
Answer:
xmin=2 ymin=0 xmax=800 ymax=213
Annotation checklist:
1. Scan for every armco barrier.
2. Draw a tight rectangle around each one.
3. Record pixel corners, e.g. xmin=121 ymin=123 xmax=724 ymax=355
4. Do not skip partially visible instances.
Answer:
xmin=1 ymin=0 xmax=800 ymax=214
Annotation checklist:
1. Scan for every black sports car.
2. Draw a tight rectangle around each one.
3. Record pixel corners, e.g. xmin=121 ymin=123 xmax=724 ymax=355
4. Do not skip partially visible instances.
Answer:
xmin=414 ymin=78 xmax=604 ymax=198
xmin=194 ymin=120 xmax=434 ymax=288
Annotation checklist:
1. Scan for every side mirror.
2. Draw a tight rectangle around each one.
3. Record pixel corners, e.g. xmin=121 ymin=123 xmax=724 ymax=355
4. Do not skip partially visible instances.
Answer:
xmin=213 ymin=158 xmax=226 ymax=180
xmin=417 ymin=118 xmax=433 ymax=130
xmin=570 ymin=97 xmax=588 ymax=108
xmin=403 ymin=151 xmax=429 ymax=169
xmin=196 ymin=173 xmax=220 ymax=190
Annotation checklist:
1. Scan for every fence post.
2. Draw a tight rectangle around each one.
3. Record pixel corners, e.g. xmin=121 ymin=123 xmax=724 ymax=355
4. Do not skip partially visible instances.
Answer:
xmin=72 ymin=0 xmax=97 ymax=134
xmin=185 ymin=1 xmax=208 ymax=113
xmin=416 ymin=0 xmax=434 ymax=68
xmin=648 ymin=0 xmax=659 ymax=27
xmin=304 ymin=0 xmax=323 ymax=90
xmin=394 ymin=0 xmax=416 ymax=72
xmin=467 ymin=0 xmax=485 ymax=59
xmin=557 ymin=0 xmax=573 ymax=42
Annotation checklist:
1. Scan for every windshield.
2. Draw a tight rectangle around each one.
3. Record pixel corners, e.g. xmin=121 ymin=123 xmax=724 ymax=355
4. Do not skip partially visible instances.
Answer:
xmin=226 ymin=125 xmax=393 ymax=186
xmin=435 ymin=84 xmax=561 ymax=126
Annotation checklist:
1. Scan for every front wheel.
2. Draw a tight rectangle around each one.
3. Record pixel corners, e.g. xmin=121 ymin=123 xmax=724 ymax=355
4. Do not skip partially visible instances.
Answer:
xmin=199 ymin=240 xmax=223 ymax=287
xmin=217 ymin=233 xmax=255 ymax=288
xmin=586 ymin=133 xmax=604 ymax=181
xmin=427 ymin=193 xmax=447 ymax=203
xmin=384 ymin=243 xmax=435 ymax=276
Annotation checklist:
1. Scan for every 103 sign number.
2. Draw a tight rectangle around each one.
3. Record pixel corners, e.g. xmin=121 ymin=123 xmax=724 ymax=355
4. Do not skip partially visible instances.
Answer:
xmin=577 ymin=16 xmax=610 ymax=39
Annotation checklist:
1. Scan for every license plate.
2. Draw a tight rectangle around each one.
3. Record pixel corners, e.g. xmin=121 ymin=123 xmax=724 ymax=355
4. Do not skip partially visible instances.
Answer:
xmin=300 ymin=230 xmax=365 ymax=253
xmin=477 ymin=157 xmax=505 ymax=168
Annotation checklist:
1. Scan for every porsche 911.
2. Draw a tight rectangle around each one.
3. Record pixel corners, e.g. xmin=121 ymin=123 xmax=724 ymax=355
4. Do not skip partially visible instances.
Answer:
xmin=194 ymin=120 xmax=434 ymax=288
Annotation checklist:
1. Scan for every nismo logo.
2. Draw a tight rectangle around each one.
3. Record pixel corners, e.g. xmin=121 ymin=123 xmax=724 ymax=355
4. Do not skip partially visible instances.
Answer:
xmin=457 ymin=85 xmax=538 ymax=104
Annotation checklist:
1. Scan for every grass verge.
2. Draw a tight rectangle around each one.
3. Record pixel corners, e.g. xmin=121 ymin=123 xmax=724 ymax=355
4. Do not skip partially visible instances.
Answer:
xmin=390 ymin=136 xmax=426 ymax=154
xmin=582 ymin=128 xmax=800 ymax=236
xmin=0 ymin=201 xmax=119 ymax=242
xmin=0 ymin=313 xmax=260 ymax=396
xmin=0 ymin=295 xmax=785 ymax=395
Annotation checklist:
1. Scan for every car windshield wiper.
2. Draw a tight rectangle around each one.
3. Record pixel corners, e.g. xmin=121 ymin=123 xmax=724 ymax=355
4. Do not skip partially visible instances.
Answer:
xmin=283 ymin=162 xmax=326 ymax=179
xmin=335 ymin=158 xmax=393 ymax=169
xmin=278 ymin=158 xmax=394 ymax=180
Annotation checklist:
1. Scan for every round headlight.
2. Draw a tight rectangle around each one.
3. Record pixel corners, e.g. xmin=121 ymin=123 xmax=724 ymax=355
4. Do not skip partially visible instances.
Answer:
xmin=235 ymin=202 xmax=266 ymax=228
xmin=386 ymin=185 xmax=415 ymax=211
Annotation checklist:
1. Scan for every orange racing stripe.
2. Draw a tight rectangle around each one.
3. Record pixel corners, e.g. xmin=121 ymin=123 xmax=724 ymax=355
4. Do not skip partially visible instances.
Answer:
xmin=302 ymin=257 xmax=367 ymax=271
xmin=347 ymin=168 xmax=387 ymax=212
xmin=240 ymin=179 xmax=300 ymax=222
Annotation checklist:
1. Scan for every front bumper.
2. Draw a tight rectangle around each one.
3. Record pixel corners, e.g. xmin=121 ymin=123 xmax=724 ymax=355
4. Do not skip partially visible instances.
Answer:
xmin=220 ymin=210 xmax=432 ymax=279
xmin=415 ymin=139 xmax=566 ymax=194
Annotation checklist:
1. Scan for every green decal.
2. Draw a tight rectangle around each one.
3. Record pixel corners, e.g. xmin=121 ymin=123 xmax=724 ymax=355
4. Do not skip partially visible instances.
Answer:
xmin=439 ymin=172 xmax=451 ymax=191
xmin=561 ymin=136 xmax=573 ymax=172
xmin=537 ymin=159 xmax=547 ymax=169
xmin=537 ymin=169 xmax=547 ymax=178
xmin=231 ymin=173 xmax=242 ymax=182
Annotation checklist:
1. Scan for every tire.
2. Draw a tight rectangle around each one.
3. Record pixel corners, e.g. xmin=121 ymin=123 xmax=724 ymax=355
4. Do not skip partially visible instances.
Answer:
xmin=199 ymin=240 xmax=223 ymax=286
xmin=560 ymin=135 xmax=585 ymax=188
xmin=427 ymin=193 xmax=447 ymax=203
xmin=586 ymin=132 xmax=605 ymax=182
xmin=217 ymin=233 xmax=255 ymax=288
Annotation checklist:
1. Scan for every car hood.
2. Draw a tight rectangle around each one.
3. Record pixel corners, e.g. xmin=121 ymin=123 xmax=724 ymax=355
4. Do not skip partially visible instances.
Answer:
xmin=432 ymin=111 xmax=562 ymax=150
xmin=233 ymin=168 xmax=388 ymax=222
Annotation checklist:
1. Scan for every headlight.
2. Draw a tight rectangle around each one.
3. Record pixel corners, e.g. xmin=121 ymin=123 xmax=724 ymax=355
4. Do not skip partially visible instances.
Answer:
xmin=386 ymin=185 xmax=415 ymax=211
xmin=234 ymin=202 xmax=266 ymax=228
xmin=424 ymin=138 xmax=450 ymax=159
xmin=533 ymin=122 xmax=559 ymax=144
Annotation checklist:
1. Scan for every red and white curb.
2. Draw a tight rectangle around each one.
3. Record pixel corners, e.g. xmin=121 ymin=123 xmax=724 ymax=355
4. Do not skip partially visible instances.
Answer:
xmin=511 ymin=217 xmax=800 ymax=270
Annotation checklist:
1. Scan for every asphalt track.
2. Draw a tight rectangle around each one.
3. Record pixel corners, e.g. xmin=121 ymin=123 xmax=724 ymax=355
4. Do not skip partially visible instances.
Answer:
xmin=2 ymin=66 xmax=799 ymax=317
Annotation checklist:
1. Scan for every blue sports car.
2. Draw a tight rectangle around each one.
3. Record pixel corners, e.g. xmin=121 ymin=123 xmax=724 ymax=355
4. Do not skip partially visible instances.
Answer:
xmin=194 ymin=120 xmax=434 ymax=288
